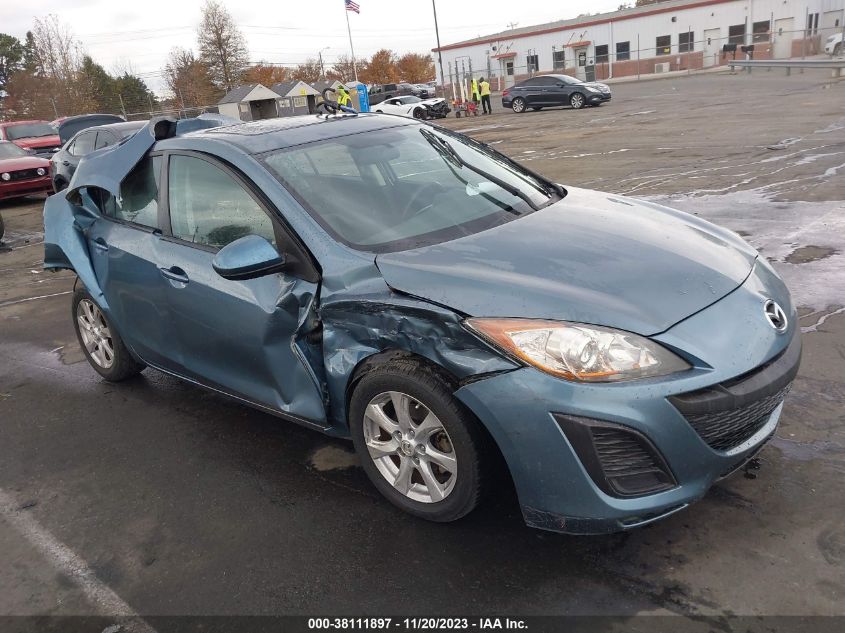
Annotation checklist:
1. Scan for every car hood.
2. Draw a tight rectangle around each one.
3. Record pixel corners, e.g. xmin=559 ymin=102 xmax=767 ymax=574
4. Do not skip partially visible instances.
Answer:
xmin=375 ymin=186 xmax=757 ymax=336
xmin=0 ymin=155 xmax=50 ymax=171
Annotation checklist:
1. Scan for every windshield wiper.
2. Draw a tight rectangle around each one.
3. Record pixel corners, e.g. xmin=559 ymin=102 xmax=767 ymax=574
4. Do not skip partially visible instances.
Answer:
xmin=420 ymin=128 xmax=541 ymax=212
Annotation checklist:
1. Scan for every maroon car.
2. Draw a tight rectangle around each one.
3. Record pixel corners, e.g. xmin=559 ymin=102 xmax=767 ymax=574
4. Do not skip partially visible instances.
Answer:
xmin=0 ymin=120 xmax=62 ymax=156
xmin=0 ymin=141 xmax=53 ymax=201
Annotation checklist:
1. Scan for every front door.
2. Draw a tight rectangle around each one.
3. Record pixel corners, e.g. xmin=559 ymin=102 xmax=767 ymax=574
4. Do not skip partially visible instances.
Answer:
xmin=159 ymin=151 xmax=326 ymax=423
xmin=773 ymin=19 xmax=794 ymax=59
xmin=84 ymin=155 xmax=177 ymax=370
xmin=503 ymin=60 xmax=515 ymax=88
xmin=575 ymin=47 xmax=588 ymax=80
xmin=704 ymin=28 xmax=721 ymax=66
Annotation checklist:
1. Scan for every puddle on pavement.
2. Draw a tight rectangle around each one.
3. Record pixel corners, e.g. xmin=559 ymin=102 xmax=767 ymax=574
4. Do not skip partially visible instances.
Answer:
xmin=785 ymin=245 xmax=839 ymax=264
xmin=52 ymin=343 xmax=86 ymax=365
xmin=310 ymin=445 xmax=360 ymax=471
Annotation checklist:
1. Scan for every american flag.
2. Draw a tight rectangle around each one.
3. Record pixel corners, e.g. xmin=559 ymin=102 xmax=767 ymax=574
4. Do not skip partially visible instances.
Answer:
xmin=345 ymin=0 xmax=360 ymax=13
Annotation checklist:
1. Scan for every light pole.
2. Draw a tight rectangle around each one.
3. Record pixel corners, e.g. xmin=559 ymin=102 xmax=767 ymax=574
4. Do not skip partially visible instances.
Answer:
xmin=318 ymin=47 xmax=330 ymax=79
xmin=432 ymin=0 xmax=447 ymax=97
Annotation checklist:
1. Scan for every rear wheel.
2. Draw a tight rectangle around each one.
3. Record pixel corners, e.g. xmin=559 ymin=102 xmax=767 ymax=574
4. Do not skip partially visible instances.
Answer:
xmin=511 ymin=97 xmax=526 ymax=113
xmin=349 ymin=358 xmax=487 ymax=522
xmin=570 ymin=92 xmax=586 ymax=109
xmin=72 ymin=287 xmax=145 ymax=381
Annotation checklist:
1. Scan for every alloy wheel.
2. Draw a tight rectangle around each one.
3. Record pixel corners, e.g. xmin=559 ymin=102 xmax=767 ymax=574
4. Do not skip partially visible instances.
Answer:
xmin=76 ymin=299 xmax=115 ymax=369
xmin=362 ymin=391 xmax=457 ymax=503
xmin=512 ymin=98 xmax=526 ymax=113
xmin=571 ymin=93 xmax=585 ymax=109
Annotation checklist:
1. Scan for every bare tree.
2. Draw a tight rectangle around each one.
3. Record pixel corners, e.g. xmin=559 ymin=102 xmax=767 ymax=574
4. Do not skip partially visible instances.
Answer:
xmin=328 ymin=55 xmax=357 ymax=82
xmin=197 ymin=0 xmax=249 ymax=92
xmin=290 ymin=59 xmax=322 ymax=84
xmin=30 ymin=15 xmax=88 ymax=114
xmin=164 ymin=47 xmax=218 ymax=109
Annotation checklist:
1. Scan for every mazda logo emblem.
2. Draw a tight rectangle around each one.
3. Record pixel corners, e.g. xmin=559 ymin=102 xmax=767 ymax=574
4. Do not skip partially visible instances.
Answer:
xmin=764 ymin=300 xmax=788 ymax=332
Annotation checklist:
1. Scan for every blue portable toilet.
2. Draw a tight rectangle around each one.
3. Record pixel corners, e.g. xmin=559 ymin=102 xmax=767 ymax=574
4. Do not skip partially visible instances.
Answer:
xmin=349 ymin=82 xmax=369 ymax=112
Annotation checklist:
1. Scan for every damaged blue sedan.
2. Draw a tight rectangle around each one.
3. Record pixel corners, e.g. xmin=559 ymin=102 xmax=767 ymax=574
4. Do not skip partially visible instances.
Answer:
xmin=43 ymin=112 xmax=800 ymax=534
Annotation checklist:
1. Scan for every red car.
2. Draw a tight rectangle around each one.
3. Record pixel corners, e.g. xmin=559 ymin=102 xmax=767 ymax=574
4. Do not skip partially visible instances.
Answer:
xmin=0 ymin=120 xmax=62 ymax=156
xmin=0 ymin=141 xmax=53 ymax=201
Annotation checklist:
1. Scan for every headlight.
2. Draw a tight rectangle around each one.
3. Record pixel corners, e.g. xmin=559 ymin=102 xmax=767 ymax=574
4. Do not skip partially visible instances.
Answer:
xmin=466 ymin=318 xmax=691 ymax=382
xmin=1 ymin=173 xmax=9 ymax=181
xmin=585 ymin=86 xmax=600 ymax=93
xmin=36 ymin=167 xmax=46 ymax=176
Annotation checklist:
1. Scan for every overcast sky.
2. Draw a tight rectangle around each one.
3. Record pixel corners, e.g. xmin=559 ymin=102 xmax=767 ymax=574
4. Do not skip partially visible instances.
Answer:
xmin=4 ymin=0 xmax=622 ymax=94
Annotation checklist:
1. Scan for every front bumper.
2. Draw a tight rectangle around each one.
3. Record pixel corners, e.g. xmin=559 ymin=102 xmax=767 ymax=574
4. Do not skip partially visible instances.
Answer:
xmin=0 ymin=176 xmax=53 ymax=200
xmin=455 ymin=260 xmax=799 ymax=534
xmin=587 ymin=91 xmax=611 ymax=103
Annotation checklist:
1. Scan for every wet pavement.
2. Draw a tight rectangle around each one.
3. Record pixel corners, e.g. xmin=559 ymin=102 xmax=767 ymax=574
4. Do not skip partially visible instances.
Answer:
xmin=1 ymin=70 xmax=844 ymax=619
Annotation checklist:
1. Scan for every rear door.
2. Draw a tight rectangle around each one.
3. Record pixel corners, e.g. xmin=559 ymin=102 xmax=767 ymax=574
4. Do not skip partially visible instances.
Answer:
xmin=84 ymin=154 xmax=178 ymax=369
xmin=156 ymin=151 xmax=326 ymax=422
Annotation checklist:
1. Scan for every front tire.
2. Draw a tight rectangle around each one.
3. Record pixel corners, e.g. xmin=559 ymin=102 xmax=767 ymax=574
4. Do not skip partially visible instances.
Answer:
xmin=72 ymin=287 xmax=145 ymax=381
xmin=570 ymin=92 xmax=586 ymax=109
xmin=53 ymin=177 xmax=68 ymax=193
xmin=349 ymin=358 xmax=486 ymax=522
xmin=511 ymin=97 xmax=526 ymax=113
xmin=835 ymin=43 xmax=843 ymax=57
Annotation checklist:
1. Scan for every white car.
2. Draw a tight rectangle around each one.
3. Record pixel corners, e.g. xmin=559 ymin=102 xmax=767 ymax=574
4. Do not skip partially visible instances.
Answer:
xmin=373 ymin=95 xmax=449 ymax=119
xmin=825 ymin=32 xmax=843 ymax=56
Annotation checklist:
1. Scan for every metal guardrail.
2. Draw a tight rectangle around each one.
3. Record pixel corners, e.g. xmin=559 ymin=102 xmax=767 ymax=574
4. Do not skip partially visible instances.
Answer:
xmin=728 ymin=59 xmax=845 ymax=77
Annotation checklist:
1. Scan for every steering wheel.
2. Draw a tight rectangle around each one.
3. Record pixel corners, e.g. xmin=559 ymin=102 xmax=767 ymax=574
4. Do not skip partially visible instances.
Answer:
xmin=400 ymin=183 xmax=444 ymax=221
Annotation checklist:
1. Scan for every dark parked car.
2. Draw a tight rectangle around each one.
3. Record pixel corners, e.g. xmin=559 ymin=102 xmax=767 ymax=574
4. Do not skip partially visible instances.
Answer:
xmin=0 ymin=120 xmax=62 ymax=156
xmin=502 ymin=74 xmax=612 ymax=112
xmin=0 ymin=140 xmax=53 ymax=202
xmin=368 ymin=82 xmax=420 ymax=106
xmin=56 ymin=113 xmax=125 ymax=145
xmin=51 ymin=120 xmax=147 ymax=191
xmin=44 ymin=114 xmax=798 ymax=535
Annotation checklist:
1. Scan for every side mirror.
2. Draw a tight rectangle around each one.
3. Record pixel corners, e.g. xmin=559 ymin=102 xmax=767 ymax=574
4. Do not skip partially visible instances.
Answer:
xmin=212 ymin=235 xmax=286 ymax=281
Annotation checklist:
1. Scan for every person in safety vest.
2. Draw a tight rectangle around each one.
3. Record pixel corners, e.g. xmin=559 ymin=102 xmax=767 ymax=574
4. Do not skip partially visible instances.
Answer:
xmin=471 ymin=78 xmax=480 ymax=104
xmin=479 ymin=77 xmax=491 ymax=115
xmin=337 ymin=85 xmax=352 ymax=108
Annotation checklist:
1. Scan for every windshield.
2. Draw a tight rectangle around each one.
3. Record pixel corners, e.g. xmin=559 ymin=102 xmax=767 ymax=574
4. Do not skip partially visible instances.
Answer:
xmin=5 ymin=123 xmax=56 ymax=140
xmin=0 ymin=142 xmax=28 ymax=159
xmin=401 ymin=96 xmax=422 ymax=104
xmin=262 ymin=124 xmax=561 ymax=252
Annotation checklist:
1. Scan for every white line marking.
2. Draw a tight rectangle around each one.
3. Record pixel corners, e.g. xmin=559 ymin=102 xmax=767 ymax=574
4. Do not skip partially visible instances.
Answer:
xmin=0 ymin=290 xmax=72 ymax=309
xmin=0 ymin=488 xmax=157 ymax=632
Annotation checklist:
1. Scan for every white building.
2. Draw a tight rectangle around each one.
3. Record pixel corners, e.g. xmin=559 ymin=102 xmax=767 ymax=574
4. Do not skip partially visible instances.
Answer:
xmin=433 ymin=0 xmax=845 ymax=89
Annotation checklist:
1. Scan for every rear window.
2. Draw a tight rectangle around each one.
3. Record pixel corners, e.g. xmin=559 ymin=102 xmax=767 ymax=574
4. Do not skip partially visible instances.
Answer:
xmin=5 ymin=123 xmax=56 ymax=140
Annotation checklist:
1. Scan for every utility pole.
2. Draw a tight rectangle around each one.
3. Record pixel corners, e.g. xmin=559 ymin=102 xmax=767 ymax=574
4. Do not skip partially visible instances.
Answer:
xmin=432 ymin=1 xmax=447 ymax=96
xmin=118 ymin=93 xmax=127 ymax=119
xmin=49 ymin=97 xmax=58 ymax=119
xmin=148 ymin=93 xmax=155 ymax=116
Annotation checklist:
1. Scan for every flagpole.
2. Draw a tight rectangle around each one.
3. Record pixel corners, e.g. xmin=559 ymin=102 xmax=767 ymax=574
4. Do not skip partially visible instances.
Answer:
xmin=345 ymin=7 xmax=359 ymax=82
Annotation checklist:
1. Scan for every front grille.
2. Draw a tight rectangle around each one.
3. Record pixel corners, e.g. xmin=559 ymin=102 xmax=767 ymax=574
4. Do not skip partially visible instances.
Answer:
xmin=8 ymin=168 xmax=42 ymax=181
xmin=683 ymin=385 xmax=790 ymax=452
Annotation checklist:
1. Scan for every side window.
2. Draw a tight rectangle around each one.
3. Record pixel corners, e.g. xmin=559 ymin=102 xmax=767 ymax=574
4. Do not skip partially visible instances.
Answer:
xmin=167 ymin=154 xmax=276 ymax=249
xmin=74 ymin=132 xmax=96 ymax=156
xmin=99 ymin=156 xmax=161 ymax=227
xmin=95 ymin=132 xmax=115 ymax=149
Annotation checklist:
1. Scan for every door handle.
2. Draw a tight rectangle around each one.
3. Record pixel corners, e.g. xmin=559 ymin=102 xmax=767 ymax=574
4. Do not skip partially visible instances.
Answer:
xmin=93 ymin=237 xmax=108 ymax=252
xmin=159 ymin=266 xmax=190 ymax=284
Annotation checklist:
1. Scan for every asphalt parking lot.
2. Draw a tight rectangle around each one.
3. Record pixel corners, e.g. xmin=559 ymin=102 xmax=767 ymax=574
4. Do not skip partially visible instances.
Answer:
xmin=1 ymin=70 xmax=844 ymax=621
